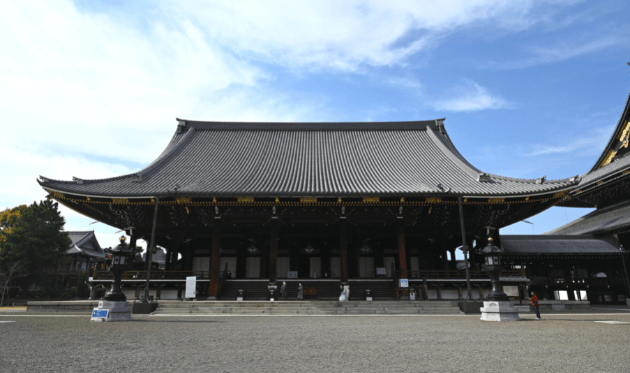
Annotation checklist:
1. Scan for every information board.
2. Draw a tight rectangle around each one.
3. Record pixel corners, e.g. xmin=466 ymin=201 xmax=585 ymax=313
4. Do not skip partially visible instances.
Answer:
xmin=92 ymin=309 xmax=109 ymax=318
xmin=399 ymin=279 xmax=409 ymax=288
xmin=185 ymin=276 xmax=197 ymax=298
xmin=375 ymin=268 xmax=387 ymax=276
xmin=287 ymin=271 xmax=298 ymax=278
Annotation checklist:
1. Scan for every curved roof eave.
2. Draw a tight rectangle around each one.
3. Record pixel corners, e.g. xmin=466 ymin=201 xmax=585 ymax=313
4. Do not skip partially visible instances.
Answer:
xmin=590 ymin=88 xmax=630 ymax=172
xmin=38 ymin=118 xmax=579 ymax=198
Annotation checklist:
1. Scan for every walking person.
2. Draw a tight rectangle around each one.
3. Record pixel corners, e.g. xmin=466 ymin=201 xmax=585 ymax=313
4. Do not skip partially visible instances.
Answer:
xmin=297 ymin=283 xmax=303 ymax=300
xmin=530 ymin=292 xmax=541 ymax=320
xmin=281 ymin=282 xmax=287 ymax=301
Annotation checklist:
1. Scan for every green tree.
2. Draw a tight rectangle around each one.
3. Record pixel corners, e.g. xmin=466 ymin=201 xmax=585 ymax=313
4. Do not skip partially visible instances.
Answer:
xmin=0 ymin=200 xmax=70 ymax=284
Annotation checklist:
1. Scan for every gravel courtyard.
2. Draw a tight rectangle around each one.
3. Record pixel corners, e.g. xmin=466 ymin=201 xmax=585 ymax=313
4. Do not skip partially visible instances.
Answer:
xmin=1 ymin=313 xmax=629 ymax=373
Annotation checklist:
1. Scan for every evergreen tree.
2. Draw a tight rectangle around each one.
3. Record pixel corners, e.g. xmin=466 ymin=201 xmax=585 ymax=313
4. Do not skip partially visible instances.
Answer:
xmin=0 ymin=200 xmax=70 ymax=283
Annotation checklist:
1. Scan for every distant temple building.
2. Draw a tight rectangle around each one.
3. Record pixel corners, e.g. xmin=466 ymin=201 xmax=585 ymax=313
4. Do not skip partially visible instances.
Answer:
xmin=500 ymin=90 xmax=630 ymax=304
xmin=60 ymin=231 xmax=106 ymax=273
xmin=39 ymin=110 xmax=629 ymax=301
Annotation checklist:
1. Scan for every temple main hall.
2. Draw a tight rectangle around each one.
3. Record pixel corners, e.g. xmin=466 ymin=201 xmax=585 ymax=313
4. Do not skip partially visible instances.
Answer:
xmin=38 ymin=115 xmax=629 ymax=302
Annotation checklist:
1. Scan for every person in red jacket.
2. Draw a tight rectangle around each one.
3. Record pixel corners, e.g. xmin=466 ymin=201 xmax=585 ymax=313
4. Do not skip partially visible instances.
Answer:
xmin=530 ymin=292 xmax=541 ymax=320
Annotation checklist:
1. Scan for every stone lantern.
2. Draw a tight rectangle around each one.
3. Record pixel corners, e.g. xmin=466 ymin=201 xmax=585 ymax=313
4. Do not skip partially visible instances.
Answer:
xmin=476 ymin=237 xmax=519 ymax=321
xmin=91 ymin=236 xmax=133 ymax=322
xmin=103 ymin=236 xmax=132 ymax=302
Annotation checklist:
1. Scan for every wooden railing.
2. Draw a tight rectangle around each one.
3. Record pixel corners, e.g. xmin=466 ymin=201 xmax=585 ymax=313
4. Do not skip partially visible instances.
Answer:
xmin=93 ymin=270 xmax=212 ymax=280
xmin=530 ymin=276 xmax=624 ymax=286
xmin=92 ymin=269 xmax=527 ymax=281
xmin=403 ymin=269 xmax=525 ymax=279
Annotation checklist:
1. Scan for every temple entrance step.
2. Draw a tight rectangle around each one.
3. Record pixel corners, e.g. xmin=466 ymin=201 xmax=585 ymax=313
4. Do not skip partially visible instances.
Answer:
xmin=219 ymin=280 xmax=344 ymax=300
xmin=347 ymin=280 xmax=396 ymax=300
xmin=151 ymin=301 xmax=463 ymax=315
xmin=219 ymin=279 xmax=399 ymax=301
xmin=219 ymin=280 xmax=270 ymax=300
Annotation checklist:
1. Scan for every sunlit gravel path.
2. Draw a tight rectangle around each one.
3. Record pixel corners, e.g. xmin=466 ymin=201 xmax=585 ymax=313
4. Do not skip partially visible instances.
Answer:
xmin=1 ymin=313 xmax=629 ymax=372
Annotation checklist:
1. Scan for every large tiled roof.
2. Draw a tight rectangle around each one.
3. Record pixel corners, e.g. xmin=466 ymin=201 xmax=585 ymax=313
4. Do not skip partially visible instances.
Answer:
xmin=39 ymin=119 xmax=578 ymax=198
xmin=502 ymin=235 xmax=624 ymax=255
xmin=547 ymin=199 xmax=630 ymax=235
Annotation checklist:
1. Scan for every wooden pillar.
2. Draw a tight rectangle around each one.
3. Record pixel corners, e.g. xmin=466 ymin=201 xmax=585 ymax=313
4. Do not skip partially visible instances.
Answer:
xmin=208 ymin=222 xmax=221 ymax=298
xmin=340 ymin=217 xmax=349 ymax=283
xmin=441 ymin=238 xmax=449 ymax=276
xmin=269 ymin=217 xmax=279 ymax=283
xmin=184 ymin=244 xmax=193 ymax=271
xmin=323 ymin=238 xmax=331 ymax=277
xmin=237 ymin=242 xmax=246 ymax=279
xmin=397 ymin=223 xmax=408 ymax=279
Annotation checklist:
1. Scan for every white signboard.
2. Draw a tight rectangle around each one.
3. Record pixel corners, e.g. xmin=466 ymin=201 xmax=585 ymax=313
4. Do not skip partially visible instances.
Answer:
xmin=503 ymin=286 xmax=519 ymax=297
xmin=287 ymin=271 xmax=298 ymax=278
xmin=399 ymin=279 xmax=409 ymax=288
xmin=90 ymin=308 xmax=109 ymax=323
xmin=185 ymin=276 xmax=197 ymax=299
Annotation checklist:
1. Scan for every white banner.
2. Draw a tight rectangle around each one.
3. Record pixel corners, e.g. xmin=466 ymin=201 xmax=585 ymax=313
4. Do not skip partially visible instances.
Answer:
xmin=185 ymin=276 xmax=197 ymax=298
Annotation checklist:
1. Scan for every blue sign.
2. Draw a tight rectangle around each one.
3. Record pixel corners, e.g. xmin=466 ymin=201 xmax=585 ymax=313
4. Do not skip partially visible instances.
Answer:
xmin=399 ymin=279 xmax=409 ymax=288
xmin=92 ymin=309 xmax=109 ymax=318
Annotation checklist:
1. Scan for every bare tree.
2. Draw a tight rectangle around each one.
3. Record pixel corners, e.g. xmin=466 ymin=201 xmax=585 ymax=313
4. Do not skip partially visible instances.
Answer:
xmin=0 ymin=262 xmax=25 ymax=307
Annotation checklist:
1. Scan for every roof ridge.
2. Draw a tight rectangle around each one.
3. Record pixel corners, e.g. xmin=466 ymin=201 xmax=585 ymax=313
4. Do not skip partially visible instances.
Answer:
xmin=176 ymin=118 xmax=441 ymax=131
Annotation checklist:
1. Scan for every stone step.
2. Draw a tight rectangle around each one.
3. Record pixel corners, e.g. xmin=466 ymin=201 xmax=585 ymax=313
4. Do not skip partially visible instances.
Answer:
xmin=152 ymin=304 xmax=464 ymax=315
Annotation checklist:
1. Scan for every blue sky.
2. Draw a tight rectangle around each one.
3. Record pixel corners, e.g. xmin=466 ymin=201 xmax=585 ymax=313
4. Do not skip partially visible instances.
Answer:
xmin=1 ymin=0 xmax=629 ymax=250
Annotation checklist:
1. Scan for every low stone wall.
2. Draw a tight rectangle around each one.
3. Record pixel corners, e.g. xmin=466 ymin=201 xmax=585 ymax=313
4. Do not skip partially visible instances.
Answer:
xmin=27 ymin=301 xmax=100 ymax=313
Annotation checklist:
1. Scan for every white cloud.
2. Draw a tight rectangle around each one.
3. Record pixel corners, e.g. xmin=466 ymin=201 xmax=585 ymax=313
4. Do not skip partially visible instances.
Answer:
xmin=429 ymin=80 xmax=508 ymax=112
xmin=172 ymin=0 xmax=547 ymax=70
xmin=0 ymin=0 xmax=592 ymax=226
xmin=484 ymin=35 xmax=624 ymax=70
xmin=527 ymin=128 xmax=612 ymax=157
xmin=0 ymin=0 xmax=315 ymax=212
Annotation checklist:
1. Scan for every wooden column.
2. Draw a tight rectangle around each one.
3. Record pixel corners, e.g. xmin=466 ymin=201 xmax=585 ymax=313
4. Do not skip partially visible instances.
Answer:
xmin=268 ymin=217 xmax=278 ymax=283
xmin=236 ymin=242 xmax=246 ymax=279
xmin=322 ymin=239 xmax=330 ymax=277
xmin=208 ymin=222 xmax=221 ymax=298
xmin=340 ymin=217 xmax=349 ymax=283
xmin=397 ymin=223 xmax=408 ymax=279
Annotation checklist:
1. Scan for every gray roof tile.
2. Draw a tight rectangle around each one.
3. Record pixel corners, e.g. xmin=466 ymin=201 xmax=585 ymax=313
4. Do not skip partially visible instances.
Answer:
xmin=547 ymin=199 xmax=630 ymax=235
xmin=502 ymin=235 xmax=624 ymax=255
xmin=39 ymin=120 xmax=578 ymax=198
